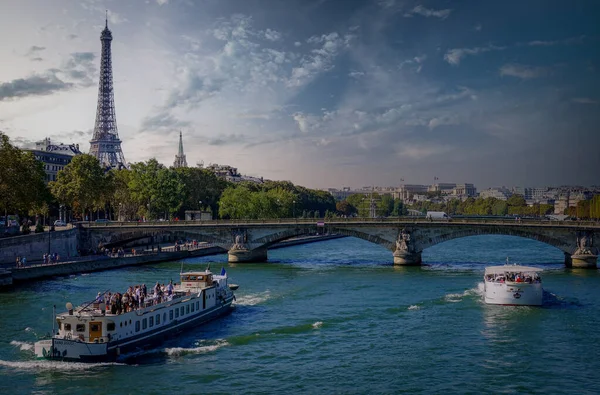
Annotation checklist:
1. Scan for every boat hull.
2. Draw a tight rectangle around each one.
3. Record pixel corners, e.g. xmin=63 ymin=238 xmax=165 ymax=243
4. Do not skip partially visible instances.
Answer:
xmin=35 ymin=296 xmax=234 ymax=362
xmin=484 ymin=281 xmax=543 ymax=306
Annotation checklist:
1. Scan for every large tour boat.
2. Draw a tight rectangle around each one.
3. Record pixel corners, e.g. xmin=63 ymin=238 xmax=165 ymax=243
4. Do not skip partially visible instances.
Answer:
xmin=34 ymin=268 xmax=237 ymax=362
xmin=483 ymin=260 xmax=543 ymax=306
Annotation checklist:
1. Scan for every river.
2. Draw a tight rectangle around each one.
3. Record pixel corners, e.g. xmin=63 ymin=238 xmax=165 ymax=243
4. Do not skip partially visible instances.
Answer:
xmin=1 ymin=235 xmax=599 ymax=394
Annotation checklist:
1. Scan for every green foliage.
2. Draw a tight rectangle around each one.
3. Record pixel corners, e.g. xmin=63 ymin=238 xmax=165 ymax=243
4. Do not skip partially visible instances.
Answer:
xmin=35 ymin=221 xmax=44 ymax=233
xmin=174 ymin=167 xmax=229 ymax=218
xmin=0 ymin=133 xmax=49 ymax=224
xmin=336 ymin=200 xmax=356 ymax=216
xmin=218 ymin=185 xmax=297 ymax=219
xmin=50 ymin=154 xmax=107 ymax=219
xmin=128 ymin=159 xmax=185 ymax=220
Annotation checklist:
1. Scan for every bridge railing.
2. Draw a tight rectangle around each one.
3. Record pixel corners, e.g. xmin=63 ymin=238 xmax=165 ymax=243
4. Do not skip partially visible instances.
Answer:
xmin=78 ymin=217 xmax=600 ymax=228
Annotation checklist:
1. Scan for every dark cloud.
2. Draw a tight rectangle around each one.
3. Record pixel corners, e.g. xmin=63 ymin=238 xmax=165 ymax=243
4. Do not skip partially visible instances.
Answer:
xmin=67 ymin=34 xmax=78 ymax=40
xmin=0 ymin=73 xmax=73 ymax=101
xmin=26 ymin=45 xmax=45 ymax=55
xmin=0 ymin=51 xmax=98 ymax=101
xmin=140 ymin=109 xmax=190 ymax=131
xmin=31 ymin=57 xmax=43 ymax=62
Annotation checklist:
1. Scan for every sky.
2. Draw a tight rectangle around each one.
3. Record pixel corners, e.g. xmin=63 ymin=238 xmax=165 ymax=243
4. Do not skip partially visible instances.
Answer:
xmin=1 ymin=0 xmax=599 ymax=190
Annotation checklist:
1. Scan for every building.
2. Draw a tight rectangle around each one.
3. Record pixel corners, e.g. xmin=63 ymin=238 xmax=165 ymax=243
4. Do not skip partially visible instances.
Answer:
xmin=479 ymin=187 xmax=512 ymax=200
xmin=26 ymin=138 xmax=82 ymax=183
xmin=205 ymin=163 xmax=263 ymax=184
xmin=89 ymin=17 xmax=127 ymax=168
xmin=173 ymin=131 xmax=188 ymax=168
xmin=452 ymin=183 xmax=477 ymax=198
xmin=428 ymin=183 xmax=456 ymax=194
xmin=396 ymin=184 xmax=429 ymax=201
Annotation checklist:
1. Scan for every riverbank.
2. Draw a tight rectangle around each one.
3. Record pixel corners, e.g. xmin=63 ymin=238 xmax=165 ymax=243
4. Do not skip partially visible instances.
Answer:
xmin=0 ymin=234 xmax=346 ymax=289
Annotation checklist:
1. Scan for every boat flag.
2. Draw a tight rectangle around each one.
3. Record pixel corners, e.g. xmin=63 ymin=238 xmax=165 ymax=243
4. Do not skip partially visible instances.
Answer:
xmin=220 ymin=267 xmax=226 ymax=276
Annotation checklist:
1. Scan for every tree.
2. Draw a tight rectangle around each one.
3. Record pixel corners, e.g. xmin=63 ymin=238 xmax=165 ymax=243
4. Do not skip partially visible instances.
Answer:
xmin=175 ymin=167 xmax=228 ymax=219
xmin=0 ymin=132 xmax=49 ymax=225
xmin=336 ymin=200 xmax=357 ymax=217
xmin=50 ymin=154 xmax=107 ymax=220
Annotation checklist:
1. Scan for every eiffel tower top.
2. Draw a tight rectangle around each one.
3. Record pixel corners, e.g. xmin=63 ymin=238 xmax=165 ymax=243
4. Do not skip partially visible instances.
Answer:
xmin=101 ymin=11 xmax=112 ymax=41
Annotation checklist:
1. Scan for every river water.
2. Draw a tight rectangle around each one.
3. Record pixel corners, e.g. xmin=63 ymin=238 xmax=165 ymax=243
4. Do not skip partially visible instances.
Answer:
xmin=1 ymin=235 xmax=599 ymax=394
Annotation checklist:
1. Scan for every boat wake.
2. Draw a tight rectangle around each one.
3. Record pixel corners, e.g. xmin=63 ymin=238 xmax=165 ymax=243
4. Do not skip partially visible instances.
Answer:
xmin=235 ymin=291 xmax=271 ymax=306
xmin=165 ymin=339 xmax=229 ymax=356
xmin=10 ymin=340 xmax=33 ymax=352
xmin=312 ymin=321 xmax=323 ymax=329
xmin=444 ymin=287 xmax=481 ymax=303
xmin=0 ymin=359 xmax=124 ymax=371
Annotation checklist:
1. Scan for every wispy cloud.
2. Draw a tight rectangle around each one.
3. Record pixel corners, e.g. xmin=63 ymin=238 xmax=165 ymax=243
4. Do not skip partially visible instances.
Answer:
xmin=444 ymin=44 xmax=506 ymax=66
xmin=499 ymin=64 xmax=549 ymax=79
xmin=571 ymin=97 xmax=599 ymax=105
xmin=404 ymin=5 xmax=451 ymax=20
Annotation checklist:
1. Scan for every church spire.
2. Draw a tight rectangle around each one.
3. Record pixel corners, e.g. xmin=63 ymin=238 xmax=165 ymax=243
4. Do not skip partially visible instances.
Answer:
xmin=173 ymin=131 xmax=188 ymax=168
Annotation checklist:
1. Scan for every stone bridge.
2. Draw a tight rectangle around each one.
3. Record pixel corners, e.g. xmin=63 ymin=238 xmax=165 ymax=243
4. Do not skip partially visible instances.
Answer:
xmin=79 ymin=218 xmax=600 ymax=268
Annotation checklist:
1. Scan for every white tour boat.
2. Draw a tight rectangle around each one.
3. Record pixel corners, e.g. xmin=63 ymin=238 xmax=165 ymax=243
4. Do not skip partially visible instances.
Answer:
xmin=34 ymin=268 xmax=237 ymax=362
xmin=483 ymin=260 xmax=543 ymax=306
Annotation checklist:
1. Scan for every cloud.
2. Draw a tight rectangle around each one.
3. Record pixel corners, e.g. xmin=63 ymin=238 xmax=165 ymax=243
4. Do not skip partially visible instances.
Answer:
xmin=444 ymin=44 xmax=506 ymax=66
xmin=571 ymin=97 xmax=599 ymax=105
xmin=0 ymin=50 xmax=98 ymax=101
xmin=404 ymin=5 xmax=452 ymax=20
xmin=0 ymin=73 xmax=73 ymax=101
xmin=262 ymin=29 xmax=282 ymax=42
xmin=26 ymin=45 xmax=45 ymax=56
xmin=348 ymin=70 xmax=365 ymax=78
xmin=288 ymin=31 xmax=355 ymax=87
xmin=399 ymin=54 xmax=427 ymax=72
xmin=526 ymin=36 xmax=585 ymax=47
xmin=156 ymin=0 xmax=169 ymax=5
xmin=499 ymin=64 xmax=549 ymax=79
xmin=396 ymin=143 xmax=452 ymax=159
xmin=445 ymin=36 xmax=587 ymax=66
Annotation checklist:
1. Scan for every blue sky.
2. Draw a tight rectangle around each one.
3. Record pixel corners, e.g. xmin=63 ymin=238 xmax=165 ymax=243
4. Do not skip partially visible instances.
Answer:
xmin=0 ymin=0 xmax=599 ymax=189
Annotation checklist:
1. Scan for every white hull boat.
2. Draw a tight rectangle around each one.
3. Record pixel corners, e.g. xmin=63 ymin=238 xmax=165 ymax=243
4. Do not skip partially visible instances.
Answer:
xmin=483 ymin=261 xmax=543 ymax=306
xmin=34 ymin=268 xmax=237 ymax=362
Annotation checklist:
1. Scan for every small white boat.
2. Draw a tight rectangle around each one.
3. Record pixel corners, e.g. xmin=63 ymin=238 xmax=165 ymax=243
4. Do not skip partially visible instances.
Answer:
xmin=34 ymin=268 xmax=237 ymax=362
xmin=483 ymin=259 xmax=543 ymax=306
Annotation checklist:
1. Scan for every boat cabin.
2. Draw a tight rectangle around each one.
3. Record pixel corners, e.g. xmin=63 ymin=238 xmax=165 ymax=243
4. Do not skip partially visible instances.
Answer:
xmin=179 ymin=271 xmax=214 ymax=292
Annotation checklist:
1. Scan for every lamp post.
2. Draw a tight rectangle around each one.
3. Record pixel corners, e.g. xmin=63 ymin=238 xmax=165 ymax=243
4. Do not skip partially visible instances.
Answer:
xmin=293 ymin=200 xmax=296 ymax=219
xmin=118 ymin=203 xmax=122 ymax=222
xmin=198 ymin=201 xmax=202 ymax=221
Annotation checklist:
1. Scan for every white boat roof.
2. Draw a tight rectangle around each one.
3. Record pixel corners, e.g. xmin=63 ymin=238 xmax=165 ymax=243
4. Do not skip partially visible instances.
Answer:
xmin=485 ymin=265 xmax=543 ymax=274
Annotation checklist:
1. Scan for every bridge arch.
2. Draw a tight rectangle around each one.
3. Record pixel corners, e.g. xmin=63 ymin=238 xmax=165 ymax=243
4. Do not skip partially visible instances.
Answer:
xmin=417 ymin=226 xmax=572 ymax=254
xmin=255 ymin=227 xmax=395 ymax=251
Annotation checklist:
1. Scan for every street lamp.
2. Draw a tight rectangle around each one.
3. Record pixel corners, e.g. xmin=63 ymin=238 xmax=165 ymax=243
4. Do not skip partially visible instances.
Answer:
xmin=293 ymin=200 xmax=296 ymax=219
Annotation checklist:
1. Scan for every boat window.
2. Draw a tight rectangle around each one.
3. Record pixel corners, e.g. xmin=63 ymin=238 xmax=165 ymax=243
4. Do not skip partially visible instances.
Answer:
xmin=169 ymin=310 xmax=174 ymax=320
xmin=149 ymin=316 xmax=154 ymax=327
xmin=191 ymin=303 xmax=194 ymax=312
xmin=76 ymin=324 xmax=85 ymax=332
xmin=196 ymin=301 xmax=199 ymax=310
xmin=156 ymin=314 xmax=160 ymax=325
xmin=90 ymin=323 xmax=100 ymax=332
xmin=142 ymin=318 xmax=147 ymax=330
xmin=107 ymin=323 xmax=116 ymax=331
xmin=186 ymin=304 xmax=190 ymax=314
xmin=190 ymin=276 xmax=197 ymax=280
xmin=64 ymin=323 xmax=71 ymax=331
xmin=135 ymin=321 xmax=140 ymax=332
xmin=163 ymin=313 xmax=166 ymax=323
xmin=180 ymin=306 xmax=184 ymax=316
xmin=175 ymin=308 xmax=180 ymax=318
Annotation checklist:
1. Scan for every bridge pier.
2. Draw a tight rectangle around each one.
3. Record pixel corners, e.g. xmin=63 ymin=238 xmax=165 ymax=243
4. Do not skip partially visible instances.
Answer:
xmin=228 ymin=247 xmax=268 ymax=263
xmin=570 ymin=254 xmax=598 ymax=269
xmin=393 ymin=251 xmax=422 ymax=266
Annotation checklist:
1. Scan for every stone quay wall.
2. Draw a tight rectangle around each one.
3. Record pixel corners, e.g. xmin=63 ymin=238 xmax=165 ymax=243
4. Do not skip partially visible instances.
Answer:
xmin=0 ymin=229 xmax=79 ymax=265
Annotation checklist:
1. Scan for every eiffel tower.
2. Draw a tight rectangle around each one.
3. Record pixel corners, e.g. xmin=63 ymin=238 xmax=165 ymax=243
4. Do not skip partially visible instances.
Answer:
xmin=89 ymin=15 xmax=126 ymax=168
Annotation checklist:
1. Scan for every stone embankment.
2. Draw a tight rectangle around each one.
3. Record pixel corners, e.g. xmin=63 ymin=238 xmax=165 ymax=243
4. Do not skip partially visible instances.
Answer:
xmin=0 ymin=235 xmax=345 ymax=289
